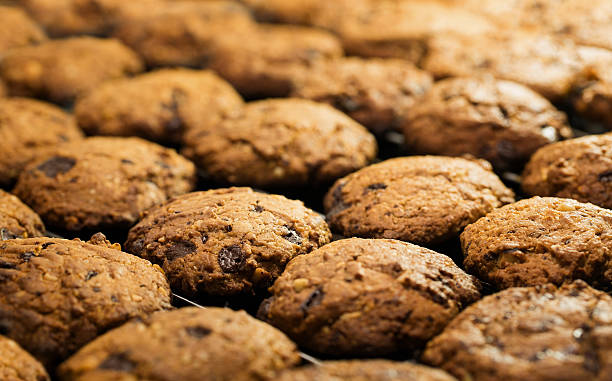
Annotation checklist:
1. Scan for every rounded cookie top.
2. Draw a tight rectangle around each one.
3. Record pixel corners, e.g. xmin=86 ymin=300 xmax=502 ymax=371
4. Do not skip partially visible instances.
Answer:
xmin=75 ymin=68 xmax=243 ymax=144
xmin=0 ymin=6 xmax=46 ymax=54
xmin=58 ymin=307 xmax=300 ymax=381
xmin=0 ymin=190 xmax=45 ymax=240
xmin=324 ymin=156 xmax=515 ymax=246
xmin=0 ymin=97 xmax=83 ymax=187
xmin=182 ymin=98 xmax=377 ymax=188
xmin=277 ymin=360 xmax=457 ymax=381
xmin=422 ymin=281 xmax=612 ymax=381
xmin=0 ymin=335 xmax=49 ymax=381
xmin=291 ymin=57 xmax=433 ymax=134
xmin=461 ymin=196 xmax=612 ymax=291
xmin=13 ymin=137 xmax=196 ymax=232
xmin=258 ymin=238 xmax=481 ymax=357
xmin=125 ymin=187 xmax=331 ymax=297
xmin=402 ymin=76 xmax=572 ymax=171
xmin=0 ymin=236 xmax=172 ymax=367
xmin=571 ymin=62 xmax=612 ymax=127
xmin=523 ymin=134 xmax=612 ymax=208
xmin=0 ymin=37 xmax=144 ymax=105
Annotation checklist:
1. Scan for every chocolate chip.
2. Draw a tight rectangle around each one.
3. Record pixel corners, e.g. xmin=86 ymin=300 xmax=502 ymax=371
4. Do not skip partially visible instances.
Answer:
xmin=225 ymin=225 xmax=233 ymax=232
xmin=218 ymin=245 xmax=246 ymax=273
xmin=155 ymin=160 xmax=170 ymax=169
xmin=121 ymin=159 xmax=134 ymax=165
xmin=365 ymin=183 xmax=387 ymax=192
xmin=111 ymin=295 xmax=119 ymax=303
xmin=36 ymin=156 xmax=76 ymax=178
xmin=86 ymin=271 xmax=98 ymax=281
xmin=300 ymin=288 xmax=324 ymax=314
xmin=99 ymin=353 xmax=136 ymax=372
xmin=0 ymin=229 xmax=18 ymax=240
xmin=201 ymin=234 xmax=208 ymax=244
xmin=282 ymin=226 xmax=302 ymax=245
xmin=129 ymin=239 xmax=144 ymax=254
xmin=0 ymin=261 xmax=16 ymax=269
xmin=41 ymin=242 xmax=54 ymax=249
xmin=327 ymin=183 xmax=349 ymax=217
xmin=253 ymin=204 xmax=264 ymax=213
xmin=333 ymin=95 xmax=360 ymax=113
xmin=185 ymin=325 xmax=212 ymax=338
xmin=165 ymin=241 xmax=196 ymax=261
xmin=20 ymin=252 xmax=34 ymax=262
xmin=598 ymin=170 xmax=612 ymax=183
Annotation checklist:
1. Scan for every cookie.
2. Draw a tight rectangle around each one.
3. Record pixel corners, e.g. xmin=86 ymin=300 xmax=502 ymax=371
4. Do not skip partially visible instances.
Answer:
xmin=58 ymin=307 xmax=300 ymax=381
xmin=0 ymin=335 xmax=49 ymax=381
xmin=290 ymin=57 xmax=433 ymax=134
xmin=113 ymin=0 xmax=255 ymax=68
xmin=572 ymin=63 xmax=612 ymax=128
xmin=0 ymin=190 xmax=45 ymax=240
xmin=422 ymin=280 xmax=612 ymax=381
xmin=13 ymin=137 xmax=196 ymax=232
xmin=259 ymin=238 xmax=481 ymax=357
xmin=182 ymin=98 xmax=377 ymax=188
xmin=208 ymin=24 xmax=343 ymax=98
xmin=0 ymin=6 xmax=46 ymax=54
xmin=401 ymin=76 xmax=573 ymax=172
xmin=0 ymin=97 xmax=84 ymax=187
xmin=324 ymin=156 xmax=515 ymax=246
xmin=0 ymin=37 xmax=144 ymax=104
xmin=75 ymin=68 xmax=243 ymax=144
xmin=462 ymin=196 xmax=612 ymax=291
xmin=0 ymin=236 xmax=172 ymax=366
xmin=125 ymin=187 xmax=331 ymax=297
xmin=277 ymin=360 xmax=457 ymax=381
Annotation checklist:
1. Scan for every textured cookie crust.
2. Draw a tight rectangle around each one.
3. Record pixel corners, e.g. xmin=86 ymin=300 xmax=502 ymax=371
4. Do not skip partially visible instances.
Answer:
xmin=113 ymin=0 xmax=254 ymax=68
xmin=75 ymin=68 xmax=243 ymax=144
xmin=402 ymin=76 xmax=572 ymax=171
xmin=0 ymin=97 xmax=83 ymax=187
xmin=291 ymin=57 xmax=432 ymax=134
xmin=0 ymin=237 xmax=172 ymax=367
xmin=324 ymin=156 xmax=515 ymax=246
xmin=462 ymin=197 xmax=612 ymax=290
xmin=182 ymin=98 xmax=377 ymax=188
xmin=572 ymin=63 xmax=612 ymax=128
xmin=0 ymin=37 xmax=143 ymax=104
xmin=0 ymin=6 xmax=46 ymax=54
xmin=0 ymin=335 xmax=49 ymax=381
xmin=58 ymin=307 xmax=300 ymax=381
xmin=277 ymin=360 xmax=457 ymax=381
xmin=0 ymin=190 xmax=45 ymax=240
xmin=125 ymin=187 xmax=331 ymax=297
xmin=208 ymin=24 xmax=343 ymax=98
xmin=422 ymin=281 xmax=612 ymax=381
xmin=259 ymin=238 xmax=481 ymax=357
xmin=13 ymin=137 xmax=196 ymax=232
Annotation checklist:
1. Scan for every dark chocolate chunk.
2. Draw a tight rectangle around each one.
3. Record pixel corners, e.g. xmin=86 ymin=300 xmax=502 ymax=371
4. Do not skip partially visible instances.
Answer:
xmin=36 ymin=156 xmax=76 ymax=178
xmin=20 ymin=252 xmax=34 ymax=262
xmin=218 ymin=245 xmax=246 ymax=273
xmin=185 ymin=325 xmax=212 ymax=339
xmin=598 ymin=170 xmax=612 ymax=183
xmin=165 ymin=241 xmax=196 ymax=261
xmin=86 ymin=271 xmax=98 ymax=281
xmin=0 ymin=228 xmax=19 ymax=240
xmin=282 ymin=226 xmax=302 ymax=245
xmin=300 ymin=288 xmax=324 ymax=313
xmin=99 ymin=352 xmax=136 ymax=372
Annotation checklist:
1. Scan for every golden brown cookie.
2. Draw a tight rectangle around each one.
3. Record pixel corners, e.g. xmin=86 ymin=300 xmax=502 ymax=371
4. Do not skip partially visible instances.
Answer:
xmin=259 ymin=238 xmax=481 ymax=357
xmin=0 ymin=97 xmax=83 ymax=187
xmin=13 ymin=137 xmax=196 ymax=232
xmin=182 ymin=98 xmax=377 ymax=188
xmin=58 ymin=307 xmax=300 ymax=381
xmin=572 ymin=62 xmax=612 ymax=128
xmin=461 ymin=196 xmax=612 ymax=291
xmin=0 ymin=237 xmax=172 ymax=367
xmin=0 ymin=37 xmax=144 ymax=104
xmin=125 ymin=187 xmax=331 ymax=297
xmin=0 ymin=335 xmax=49 ymax=381
xmin=0 ymin=190 xmax=45 ymax=240
xmin=75 ymin=68 xmax=243 ymax=144
xmin=401 ymin=76 xmax=572 ymax=171
xmin=324 ymin=156 xmax=515 ymax=246
xmin=0 ymin=5 xmax=46 ymax=54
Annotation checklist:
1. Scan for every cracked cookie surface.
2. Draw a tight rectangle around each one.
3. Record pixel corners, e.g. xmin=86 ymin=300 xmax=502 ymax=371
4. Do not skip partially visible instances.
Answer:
xmin=0 ymin=335 xmax=49 ymax=381
xmin=324 ymin=156 xmax=515 ymax=246
xmin=462 ymin=196 xmax=612 ymax=291
xmin=0 ymin=237 xmax=171 ymax=367
xmin=58 ymin=307 xmax=300 ymax=381
xmin=258 ymin=238 xmax=481 ymax=357
xmin=0 ymin=190 xmax=45 ymax=240
xmin=422 ymin=281 xmax=612 ymax=381
xmin=125 ymin=187 xmax=331 ymax=297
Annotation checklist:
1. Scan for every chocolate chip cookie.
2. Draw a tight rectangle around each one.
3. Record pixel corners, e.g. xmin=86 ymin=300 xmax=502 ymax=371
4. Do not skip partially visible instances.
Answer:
xmin=572 ymin=63 xmax=612 ymax=128
xmin=324 ymin=156 xmax=515 ymax=246
xmin=0 ymin=236 xmax=172 ymax=367
xmin=277 ymin=360 xmax=457 ymax=381
xmin=259 ymin=238 xmax=481 ymax=357
xmin=0 ymin=97 xmax=84 ymax=187
xmin=0 ymin=190 xmax=45 ymax=240
xmin=422 ymin=280 xmax=612 ymax=381
xmin=0 ymin=335 xmax=49 ymax=381
xmin=290 ymin=57 xmax=433 ymax=134
xmin=0 ymin=5 xmax=46 ymax=54
xmin=58 ymin=307 xmax=300 ymax=381
xmin=401 ymin=76 xmax=572 ymax=171
xmin=0 ymin=37 xmax=144 ymax=105
xmin=125 ymin=187 xmax=331 ymax=297
xmin=182 ymin=98 xmax=377 ymax=188
xmin=462 ymin=196 xmax=612 ymax=291
xmin=75 ymin=68 xmax=243 ymax=144
xmin=13 ymin=137 xmax=196 ymax=232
